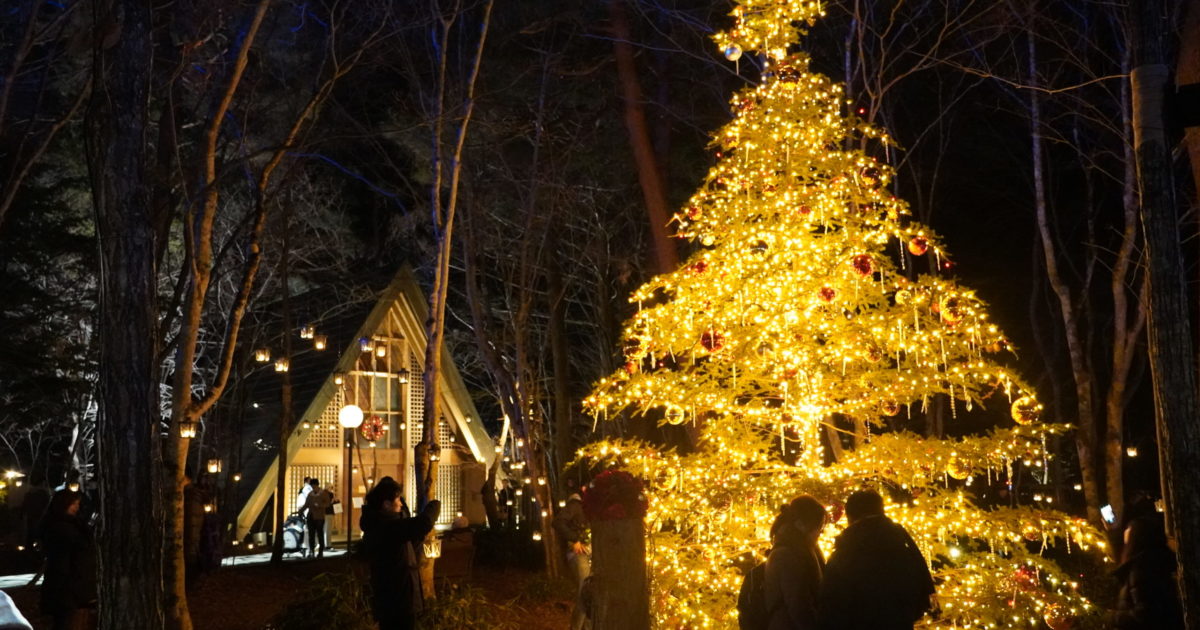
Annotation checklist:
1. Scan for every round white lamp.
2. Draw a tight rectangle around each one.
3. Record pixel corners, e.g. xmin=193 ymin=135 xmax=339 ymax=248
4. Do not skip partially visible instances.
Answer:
xmin=338 ymin=404 xmax=364 ymax=429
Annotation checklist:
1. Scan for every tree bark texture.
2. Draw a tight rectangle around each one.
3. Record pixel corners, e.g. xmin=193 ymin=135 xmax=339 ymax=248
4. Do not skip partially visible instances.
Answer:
xmin=1130 ymin=2 xmax=1200 ymax=628
xmin=609 ymin=0 xmax=678 ymax=276
xmin=590 ymin=517 xmax=650 ymax=630
xmin=86 ymin=1 xmax=164 ymax=628
xmin=1178 ymin=1 xmax=1200 ymax=203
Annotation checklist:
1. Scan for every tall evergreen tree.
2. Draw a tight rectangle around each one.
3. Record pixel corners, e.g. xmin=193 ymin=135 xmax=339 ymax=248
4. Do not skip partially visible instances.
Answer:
xmin=583 ymin=2 xmax=1105 ymax=627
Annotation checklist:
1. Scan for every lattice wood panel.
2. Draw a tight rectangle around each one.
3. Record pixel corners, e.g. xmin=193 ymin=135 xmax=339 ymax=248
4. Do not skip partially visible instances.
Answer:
xmin=287 ymin=464 xmax=338 ymax=515
xmin=304 ymin=390 xmax=344 ymax=449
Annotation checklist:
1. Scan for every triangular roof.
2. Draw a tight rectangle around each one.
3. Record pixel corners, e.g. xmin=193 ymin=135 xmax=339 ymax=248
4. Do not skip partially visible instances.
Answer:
xmin=234 ymin=267 xmax=494 ymax=536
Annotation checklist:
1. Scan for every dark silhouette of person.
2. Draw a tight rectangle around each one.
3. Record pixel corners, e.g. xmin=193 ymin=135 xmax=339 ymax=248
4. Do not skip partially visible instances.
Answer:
xmin=302 ymin=478 xmax=333 ymax=557
xmin=764 ymin=495 xmax=827 ymax=630
xmin=1110 ymin=515 xmax=1183 ymax=629
xmin=359 ymin=478 xmax=440 ymax=630
xmin=553 ymin=493 xmax=590 ymax=630
xmin=817 ymin=490 xmax=934 ymax=630
xmin=38 ymin=489 xmax=95 ymax=630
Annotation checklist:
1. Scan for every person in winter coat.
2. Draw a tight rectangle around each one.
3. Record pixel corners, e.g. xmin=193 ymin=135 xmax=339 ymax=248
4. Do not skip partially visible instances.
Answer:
xmin=764 ymin=495 xmax=827 ymax=630
xmin=1110 ymin=515 xmax=1183 ymax=629
xmin=303 ymin=479 xmax=334 ymax=557
xmin=359 ymin=478 xmax=440 ymax=630
xmin=817 ymin=490 xmax=934 ymax=630
xmin=38 ymin=489 xmax=95 ymax=630
xmin=553 ymin=493 xmax=591 ymax=630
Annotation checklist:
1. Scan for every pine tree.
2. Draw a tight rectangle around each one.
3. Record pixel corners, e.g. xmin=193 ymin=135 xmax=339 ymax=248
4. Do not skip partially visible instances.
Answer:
xmin=581 ymin=2 xmax=1105 ymax=628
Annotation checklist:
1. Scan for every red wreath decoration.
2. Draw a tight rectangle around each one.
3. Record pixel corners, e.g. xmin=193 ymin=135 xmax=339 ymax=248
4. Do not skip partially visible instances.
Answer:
xmin=360 ymin=415 xmax=385 ymax=441
xmin=582 ymin=469 xmax=648 ymax=522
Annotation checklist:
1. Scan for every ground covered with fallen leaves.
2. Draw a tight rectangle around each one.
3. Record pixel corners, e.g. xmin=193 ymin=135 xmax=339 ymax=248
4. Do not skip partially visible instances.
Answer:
xmin=6 ymin=552 xmax=572 ymax=630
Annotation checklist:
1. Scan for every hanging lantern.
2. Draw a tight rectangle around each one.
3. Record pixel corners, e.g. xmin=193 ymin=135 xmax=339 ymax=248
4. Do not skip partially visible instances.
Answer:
xmin=1010 ymin=396 xmax=1041 ymax=425
xmin=206 ymin=459 xmax=222 ymax=474
xmin=397 ymin=368 xmax=410 ymax=384
xmin=313 ymin=335 xmax=327 ymax=351
xmin=254 ymin=348 xmax=270 ymax=363
xmin=375 ymin=344 xmax=387 ymax=358
xmin=179 ymin=420 xmax=198 ymax=439
xmin=274 ymin=358 xmax=289 ymax=372
xmin=359 ymin=337 xmax=374 ymax=353
xmin=299 ymin=325 xmax=315 ymax=339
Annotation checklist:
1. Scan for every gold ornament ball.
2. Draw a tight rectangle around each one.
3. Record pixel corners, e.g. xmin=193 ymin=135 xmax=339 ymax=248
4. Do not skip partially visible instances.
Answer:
xmin=724 ymin=44 xmax=743 ymax=61
xmin=1043 ymin=604 xmax=1072 ymax=630
xmin=946 ymin=457 xmax=971 ymax=480
xmin=908 ymin=236 xmax=929 ymax=256
xmin=939 ymin=295 xmax=965 ymax=325
xmin=894 ymin=289 xmax=912 ymax=305
xmin=664 ymin=404 xmax=686 ymax=425
xmin=1011 ymin=396 xmax=1041 ymax=425
xmin=881 ymin=400 xmax=901 ymax=416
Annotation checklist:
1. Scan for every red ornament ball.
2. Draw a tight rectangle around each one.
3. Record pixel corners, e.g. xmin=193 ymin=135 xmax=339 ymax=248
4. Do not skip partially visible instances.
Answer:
xmin=701 ymin=330 xmax=725 ymax=352
xmin=818 ymin=287 xmax=836 ymax=302
xmin=1013 ymin=565 xmax=1039 ymax=591
xmin=689 ymin=260 xmax=708 ymax=274
xmin=851 ymin=254 xmax=874 ymax=276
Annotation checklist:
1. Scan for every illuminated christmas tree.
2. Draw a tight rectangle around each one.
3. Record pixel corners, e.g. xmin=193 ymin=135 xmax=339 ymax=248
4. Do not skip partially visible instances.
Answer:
xmin=581 ymin=2 xmax=1106 ymax=628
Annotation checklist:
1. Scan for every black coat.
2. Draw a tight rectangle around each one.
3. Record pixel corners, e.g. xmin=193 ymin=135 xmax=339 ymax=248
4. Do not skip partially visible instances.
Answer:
xmin=817 ymin=515 xmax=934 ymax=630
xmin=764 ymin=529 xmax=824 ymax=630
xmin=1111 ymin=547 xmax=1183 ymax=630
xmin=359 ymin=502 xmax=438 ymax=623
xmin=39 ymin=514 xmax=95 ymax=615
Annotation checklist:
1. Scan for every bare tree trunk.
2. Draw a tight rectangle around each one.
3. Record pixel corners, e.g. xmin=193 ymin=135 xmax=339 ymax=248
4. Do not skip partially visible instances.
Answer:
xmin=1026 ymin=32 xmax=1104 ymax=527
xmin=591 ymin=517 xmax=649 ymax=630
xmin=548 ymin=231 xmax=573 ymax=487
xmin=609 ymin=0 xmax=678 ymax=275
xmin=86 ymin=0 xmax=164 ymax=627
xmin=271 ymin=207 xmax=294 ymax=565
xmin=416 ymin=0 xmax=494 ymax=599
xmin=1130 ymin=2 xmax=1200 ymax=627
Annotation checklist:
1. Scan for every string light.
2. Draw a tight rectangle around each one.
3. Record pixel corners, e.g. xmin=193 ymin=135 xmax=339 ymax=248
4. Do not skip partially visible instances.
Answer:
xmin=578 ymin=2 xmax=1104 ymax=628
